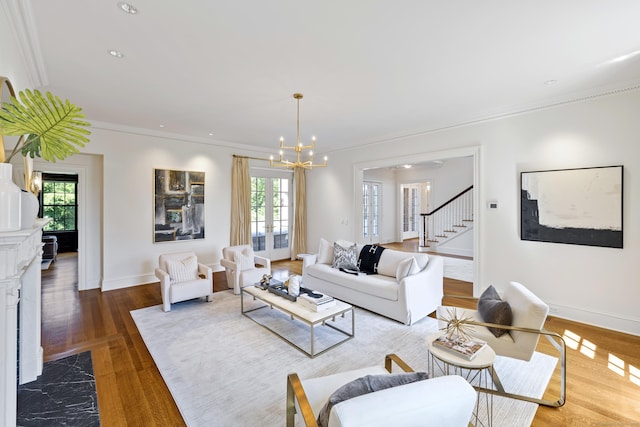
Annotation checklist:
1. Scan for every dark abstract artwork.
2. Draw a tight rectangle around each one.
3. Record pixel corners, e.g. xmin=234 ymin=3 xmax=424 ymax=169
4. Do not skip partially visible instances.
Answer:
xmin=521 ymin=166 xmax=623 ymax=248
xmin=154 ymin=169 xmax=205 ymax=242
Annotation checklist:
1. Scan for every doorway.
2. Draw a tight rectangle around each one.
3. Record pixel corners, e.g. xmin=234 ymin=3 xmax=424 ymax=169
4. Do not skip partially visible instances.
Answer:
xmin=250 ymin=169 xmax=293 ymax=261
xmin=400 ymin=183 xmax=420 ymax=240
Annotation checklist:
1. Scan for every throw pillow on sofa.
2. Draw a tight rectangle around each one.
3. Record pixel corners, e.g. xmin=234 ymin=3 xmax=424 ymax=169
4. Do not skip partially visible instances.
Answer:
xmin=332 ymin=242 xmax=359 ymax=270
xmin=395 ymin=257 xmax=420 ymax=281
xmin=317 ymin=238 xmax=334 ymax=264
xmin=478 ymin=285 xmax=513 ymax=338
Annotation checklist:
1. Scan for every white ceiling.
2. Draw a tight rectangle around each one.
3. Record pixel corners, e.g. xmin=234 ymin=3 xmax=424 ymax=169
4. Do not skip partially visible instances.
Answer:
xmin=11 ymin=0 xmax=640 ymax=155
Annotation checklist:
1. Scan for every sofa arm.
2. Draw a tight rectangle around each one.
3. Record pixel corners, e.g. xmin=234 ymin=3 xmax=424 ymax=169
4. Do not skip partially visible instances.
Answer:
xmin=398 ymin=255 xmax=444 ymax=324
xmin=198 ymin=263 xmax=212 ymax=280
xmin=328 ymin=375 xmax=475 ymax=427
xmin=220 ymin=258 xmax=237 ymax=271
xmin=254 ymin=255 xmax=271 ymax=270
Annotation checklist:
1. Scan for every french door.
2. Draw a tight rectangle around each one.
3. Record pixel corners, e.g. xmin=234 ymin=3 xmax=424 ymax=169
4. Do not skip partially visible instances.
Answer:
xmin=362 ymin=181 xmax=381 ymax=243
xmin=401 ymin=184 xmax=420 ymax=240
xmin=250 ymin=170 xmax=292 ymax=260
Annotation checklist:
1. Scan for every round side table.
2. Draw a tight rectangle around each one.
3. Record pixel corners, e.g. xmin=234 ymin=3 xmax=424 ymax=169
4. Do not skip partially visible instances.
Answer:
xmin=426 ymin=332 xmax=494 ymax=427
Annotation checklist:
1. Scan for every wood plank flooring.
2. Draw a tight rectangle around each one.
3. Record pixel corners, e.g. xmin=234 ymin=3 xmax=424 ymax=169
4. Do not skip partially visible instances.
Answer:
xmin=41 ymin=251 xmax=640 ymax=426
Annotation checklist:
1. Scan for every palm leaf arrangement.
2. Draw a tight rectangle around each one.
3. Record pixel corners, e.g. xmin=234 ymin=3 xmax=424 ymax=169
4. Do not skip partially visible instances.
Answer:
xmin=0 ymin=88 xmax=91 ymax=163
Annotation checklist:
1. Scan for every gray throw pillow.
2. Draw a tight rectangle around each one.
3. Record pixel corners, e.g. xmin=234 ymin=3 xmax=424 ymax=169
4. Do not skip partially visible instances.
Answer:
xmin=316 ymin=372 xmax=429 ymax=427
xmin=332 ymin=242 xmax=358 ymax=270
xmin=477 ymin=285 xmax=512 ymax=338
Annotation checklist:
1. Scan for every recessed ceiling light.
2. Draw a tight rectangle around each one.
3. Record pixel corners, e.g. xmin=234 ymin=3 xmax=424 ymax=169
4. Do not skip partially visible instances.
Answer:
xmin=403 ymin=164 xmax=412 ymax=169
xmin=208 ymin=132 xmax=214 ymax=136
xmin=117 ymin=2 xmax=138 ymax=14
xmin=159 ymin=124 xmax=165 ymax=128
xmin=108 ymin=49 xmax=124 ymax=58
xmin=544 ymin=79 xmax=558 ymax=86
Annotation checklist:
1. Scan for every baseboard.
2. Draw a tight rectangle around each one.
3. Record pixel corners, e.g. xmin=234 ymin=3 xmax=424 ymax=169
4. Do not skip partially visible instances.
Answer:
xmin=102 ymin=274 xmax=157 ymax=291
xmin=548 ymin=302 xmax=640 ymax=337
xmin=101 ymin=263 xmax=224 ymax=291
xmin=432 ymin=247 xmax=474 ymax=257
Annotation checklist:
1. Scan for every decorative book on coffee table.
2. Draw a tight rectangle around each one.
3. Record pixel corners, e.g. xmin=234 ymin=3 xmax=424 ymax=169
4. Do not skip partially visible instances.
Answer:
xmin=432 ymin=334 xmax=487 ymax=361
xmin=298 ymin=292 xmax=336 ymax=312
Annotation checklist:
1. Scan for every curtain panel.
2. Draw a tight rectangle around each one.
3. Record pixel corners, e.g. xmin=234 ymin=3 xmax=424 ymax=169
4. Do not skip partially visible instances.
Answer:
xmin=291 ymin=167 xmax=307 ymax=259
xmin=230 ymin=156 xmax=251 ymax=246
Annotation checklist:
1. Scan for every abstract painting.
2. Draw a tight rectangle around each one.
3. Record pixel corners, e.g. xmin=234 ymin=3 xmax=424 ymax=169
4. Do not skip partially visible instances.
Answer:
xmin=521 ymin=165 xmax=623 ymax=248
xmin=154 ymin=169 xmax=205 ymax=242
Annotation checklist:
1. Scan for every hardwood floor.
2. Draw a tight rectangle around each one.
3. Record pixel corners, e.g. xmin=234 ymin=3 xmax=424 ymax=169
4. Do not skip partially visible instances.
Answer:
xmin=41 ymin=251 xmax=639 ymax=426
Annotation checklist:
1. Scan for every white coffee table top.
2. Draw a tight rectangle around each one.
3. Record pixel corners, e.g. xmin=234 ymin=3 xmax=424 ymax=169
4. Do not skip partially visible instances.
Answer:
xmin=426 ymin=332 xmax=496 ymax=369
xmin=243 ymin=285 xmax=352 ymax=324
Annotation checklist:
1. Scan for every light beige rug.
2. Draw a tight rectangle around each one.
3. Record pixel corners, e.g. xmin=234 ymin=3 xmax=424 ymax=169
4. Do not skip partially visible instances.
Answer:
xmin=131 ymin=291 xmax=555 ymax=427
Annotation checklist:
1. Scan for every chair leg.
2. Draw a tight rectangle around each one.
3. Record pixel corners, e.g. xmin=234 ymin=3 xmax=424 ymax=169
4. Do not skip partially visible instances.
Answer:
xmin=476 ymin=332 xmax=566 ymax=407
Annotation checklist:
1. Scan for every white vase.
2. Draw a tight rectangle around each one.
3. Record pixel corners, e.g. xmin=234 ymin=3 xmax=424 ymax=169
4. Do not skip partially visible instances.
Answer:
xmin=0 ymin=163 xmax=22 ymax=231
xmin=21 ymin=190 xmax=39 ymax=229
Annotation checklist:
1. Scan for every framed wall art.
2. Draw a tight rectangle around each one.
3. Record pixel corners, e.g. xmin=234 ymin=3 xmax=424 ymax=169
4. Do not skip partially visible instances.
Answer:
xmin=520 ymin=165 xmax=623 ymax=248
xmin=154 ymin=168 xmax=205 ymax=243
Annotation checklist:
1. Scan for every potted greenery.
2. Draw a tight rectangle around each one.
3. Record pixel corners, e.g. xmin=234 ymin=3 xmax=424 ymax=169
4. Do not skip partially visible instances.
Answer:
xmin=0 ymin=75 xmax=91 ymax=231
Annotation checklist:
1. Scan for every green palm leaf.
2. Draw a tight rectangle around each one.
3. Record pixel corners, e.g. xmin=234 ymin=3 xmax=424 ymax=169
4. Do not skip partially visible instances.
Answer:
xmin=0 ymin=89 xmax=91 ymax=163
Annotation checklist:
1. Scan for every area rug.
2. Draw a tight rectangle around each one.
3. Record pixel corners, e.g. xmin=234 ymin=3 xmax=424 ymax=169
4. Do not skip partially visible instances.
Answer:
xmin=131 ymin=291 xmax=556 ymax=427
xmin=17 ymin=351 xmax=100 ymax=426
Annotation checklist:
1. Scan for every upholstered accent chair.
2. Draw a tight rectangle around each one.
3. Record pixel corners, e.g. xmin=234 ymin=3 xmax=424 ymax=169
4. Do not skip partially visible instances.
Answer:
xmin=287 ymin=354 xmax=476 ymax=427
xmin=155 ymin=251 xmax=213 ymax=312
xmin=438 ymin=281 xmax=566 ymax=407
xmin=220 ymin=244 xmax=271 ymax=294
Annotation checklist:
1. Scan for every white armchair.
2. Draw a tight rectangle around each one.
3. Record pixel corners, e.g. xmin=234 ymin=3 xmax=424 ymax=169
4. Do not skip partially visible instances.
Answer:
xmin=287 ymin=354 xmax=476 ymax=427
xmin=155 ymin=251 xmax=213 ymax=312
xmin=220 ymin=245 xmax=271 ymax=294
xmin=438 ymin=281 xmax=566 ymax=407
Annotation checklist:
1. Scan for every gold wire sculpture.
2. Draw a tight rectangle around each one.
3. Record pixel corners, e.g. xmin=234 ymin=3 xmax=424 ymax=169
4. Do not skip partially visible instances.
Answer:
xmin=437 ymin=306 xmax=475 ymax=342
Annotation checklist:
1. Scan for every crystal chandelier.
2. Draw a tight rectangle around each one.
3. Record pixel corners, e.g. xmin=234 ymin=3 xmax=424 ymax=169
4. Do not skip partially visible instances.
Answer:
xmin=270 ymin=93 xmax=327 ymax=169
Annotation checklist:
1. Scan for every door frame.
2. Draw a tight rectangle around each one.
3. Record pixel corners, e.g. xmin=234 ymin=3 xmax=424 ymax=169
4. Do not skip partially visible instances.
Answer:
xmin=353 ymin=145 xmax=480 ymax=291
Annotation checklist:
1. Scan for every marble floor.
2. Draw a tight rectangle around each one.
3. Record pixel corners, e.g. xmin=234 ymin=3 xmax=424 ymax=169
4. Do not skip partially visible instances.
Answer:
xmin=17 ymin=351 xmax=99 ymax=426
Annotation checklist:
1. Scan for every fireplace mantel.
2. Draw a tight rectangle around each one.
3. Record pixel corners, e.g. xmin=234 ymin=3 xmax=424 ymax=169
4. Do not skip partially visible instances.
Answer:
xmin=0 ymin=219 xmax=48 ymax=427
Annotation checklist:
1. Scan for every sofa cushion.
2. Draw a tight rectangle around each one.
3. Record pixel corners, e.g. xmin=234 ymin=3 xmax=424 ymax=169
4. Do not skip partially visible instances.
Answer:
xmin=478 ymin=285 xmax=513 ymax=338
xmin=332 ymin=242 xmax=358 ymax=270
xmin=167 ymin=255 xmax=198 ymax=283
xmin=306 ymin=264 xmax=399 ymax=301
xmin=316 ymin=372 xmax=429 ymax=427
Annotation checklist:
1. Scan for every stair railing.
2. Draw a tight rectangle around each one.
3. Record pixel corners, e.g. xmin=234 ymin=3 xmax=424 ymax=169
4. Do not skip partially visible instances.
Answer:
xmin=420 ymin=185 xmax=473 ymax=247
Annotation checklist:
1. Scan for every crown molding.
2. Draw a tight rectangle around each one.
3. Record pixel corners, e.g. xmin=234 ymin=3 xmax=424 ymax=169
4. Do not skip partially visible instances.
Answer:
xmin=1 ymin=0 xmax=48 ymax=88
xmin=89 ymin=120 xmax=276 ymax=155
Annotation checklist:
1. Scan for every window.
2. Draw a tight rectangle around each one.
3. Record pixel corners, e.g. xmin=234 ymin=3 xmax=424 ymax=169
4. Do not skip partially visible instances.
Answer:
xmin=40 ymin=175 xmax=78 ymax=232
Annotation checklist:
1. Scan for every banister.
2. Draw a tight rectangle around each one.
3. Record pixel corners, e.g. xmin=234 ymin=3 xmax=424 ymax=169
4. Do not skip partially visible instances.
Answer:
xmin=421 ymin=185 xmax=473 ymax=217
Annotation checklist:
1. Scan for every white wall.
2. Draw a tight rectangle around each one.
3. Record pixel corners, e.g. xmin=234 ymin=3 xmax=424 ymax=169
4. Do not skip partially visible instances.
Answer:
xmin=83 ymin=127 xmax=262 ymax=290
xmin=307 ymin=90 xmax=640 ymax=336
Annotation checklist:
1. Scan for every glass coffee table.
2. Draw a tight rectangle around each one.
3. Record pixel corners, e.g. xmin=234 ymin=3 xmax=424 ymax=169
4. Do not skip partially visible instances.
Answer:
xmin=241 ymin=285 xmax=355 ymax=358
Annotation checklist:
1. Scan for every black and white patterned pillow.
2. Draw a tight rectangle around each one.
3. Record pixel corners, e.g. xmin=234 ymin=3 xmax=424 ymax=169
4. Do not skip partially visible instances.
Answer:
xmin=332 ymin=242 xmax=358 ymax=270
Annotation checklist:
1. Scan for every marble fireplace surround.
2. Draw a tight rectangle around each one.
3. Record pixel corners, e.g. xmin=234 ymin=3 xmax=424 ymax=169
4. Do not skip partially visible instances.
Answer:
xmin=0 ymin=219 xmax=48 ymax=427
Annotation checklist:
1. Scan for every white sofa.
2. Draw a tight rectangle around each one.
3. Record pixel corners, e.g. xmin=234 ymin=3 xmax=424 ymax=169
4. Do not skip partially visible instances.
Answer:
xmin=302 ymin=240 xmax=443 ymax=325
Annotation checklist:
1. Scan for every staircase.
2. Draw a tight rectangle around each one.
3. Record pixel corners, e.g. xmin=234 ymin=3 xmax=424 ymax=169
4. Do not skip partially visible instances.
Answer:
xmin=420 ymin=185 xmax=473 ymax=248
